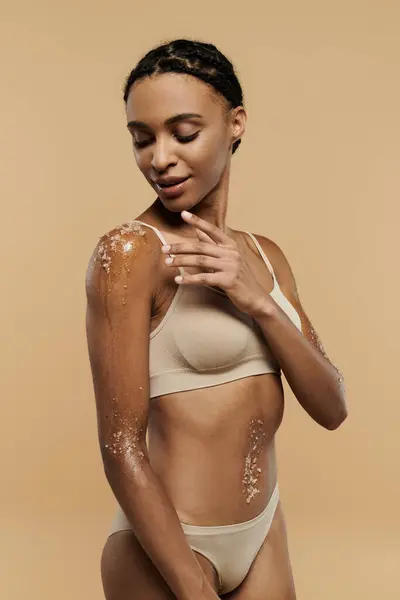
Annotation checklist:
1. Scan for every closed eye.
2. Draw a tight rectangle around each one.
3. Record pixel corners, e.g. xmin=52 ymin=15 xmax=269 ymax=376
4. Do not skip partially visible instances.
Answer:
xmin=176 ymin=132 xmax=199 ymax=143
xmin=133 ymin=132 xmax=200 ymax=149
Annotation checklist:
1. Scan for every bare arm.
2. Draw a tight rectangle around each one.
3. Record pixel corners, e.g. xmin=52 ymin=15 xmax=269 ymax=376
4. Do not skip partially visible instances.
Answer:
xmin=254 ymin=234 xmax=347 ymax=430
xmin=85 ymin=223 xmax=218 ymax=600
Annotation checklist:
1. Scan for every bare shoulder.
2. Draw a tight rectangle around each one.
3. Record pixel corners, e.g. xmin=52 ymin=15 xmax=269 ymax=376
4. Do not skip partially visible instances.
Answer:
xmin=85 ymin=220 xmax=162 ymax=314
xmin=246 ymin=230 xmax=311 ymax=333
xmin=237 ymin=229 xmax=297 ymax=295
xmin=249 ymin=232 xmax=300 ymax=298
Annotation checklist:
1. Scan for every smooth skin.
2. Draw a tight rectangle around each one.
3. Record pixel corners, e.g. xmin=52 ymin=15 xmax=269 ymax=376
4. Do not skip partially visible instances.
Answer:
xmin=101 ymin=500 xmax=295 ymax=599
xmin=92 ymin=71 xmax=332 ymax=599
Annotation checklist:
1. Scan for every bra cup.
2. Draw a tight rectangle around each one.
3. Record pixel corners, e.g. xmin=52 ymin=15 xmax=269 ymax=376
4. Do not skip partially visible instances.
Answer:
xmin=173 ymin=287 xmax=253 ymax=372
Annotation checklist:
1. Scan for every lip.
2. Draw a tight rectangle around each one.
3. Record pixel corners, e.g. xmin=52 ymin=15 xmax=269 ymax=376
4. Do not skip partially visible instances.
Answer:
xmin=154 ymin=176 xmax=191 ymax=198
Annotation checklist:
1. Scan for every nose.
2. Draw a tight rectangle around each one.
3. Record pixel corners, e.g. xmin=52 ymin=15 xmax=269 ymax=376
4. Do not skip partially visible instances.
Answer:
xmin=151 ymin=137 xmax=177 ymax=172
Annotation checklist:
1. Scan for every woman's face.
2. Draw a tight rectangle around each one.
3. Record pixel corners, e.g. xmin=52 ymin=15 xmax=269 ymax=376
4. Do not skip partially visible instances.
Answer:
xmin=125 ymin=73 xmax=239 ymax=213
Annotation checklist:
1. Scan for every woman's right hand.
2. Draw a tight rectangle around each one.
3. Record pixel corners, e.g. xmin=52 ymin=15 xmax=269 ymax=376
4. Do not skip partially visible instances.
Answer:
xmin=195 ymin=577 xmax=221 ymax=600
xmin=196 ymin=591 xmax=220 ymax=600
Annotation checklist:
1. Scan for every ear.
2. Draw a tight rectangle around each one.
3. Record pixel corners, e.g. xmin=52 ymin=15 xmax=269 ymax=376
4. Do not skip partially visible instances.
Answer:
xmin=231 ymin=106 xmax=247 ymax=142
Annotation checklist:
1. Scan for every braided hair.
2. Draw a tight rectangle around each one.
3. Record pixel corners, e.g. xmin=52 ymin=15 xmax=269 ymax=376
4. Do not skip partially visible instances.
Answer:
xmin=123 ymin=39 xmax=244 ymax=155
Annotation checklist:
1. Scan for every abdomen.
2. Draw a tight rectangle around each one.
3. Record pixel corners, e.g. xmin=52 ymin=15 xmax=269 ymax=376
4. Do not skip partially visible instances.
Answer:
xmin=147 ymin=373 xmax=284 ymax=526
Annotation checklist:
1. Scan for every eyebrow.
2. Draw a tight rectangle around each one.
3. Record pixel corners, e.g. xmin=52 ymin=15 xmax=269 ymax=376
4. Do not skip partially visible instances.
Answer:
xmin=127 ymin=113 xmax=203 ymax=129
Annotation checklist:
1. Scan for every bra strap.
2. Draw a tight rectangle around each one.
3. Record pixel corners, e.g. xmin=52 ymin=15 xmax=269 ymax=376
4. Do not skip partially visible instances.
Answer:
xmin=244 ymin=231 xmax=276 ymax=281
xmin=133 ymin=220 xmax=168 ymax=246
xmin=132 ymin=220 xmax=185 ymax=276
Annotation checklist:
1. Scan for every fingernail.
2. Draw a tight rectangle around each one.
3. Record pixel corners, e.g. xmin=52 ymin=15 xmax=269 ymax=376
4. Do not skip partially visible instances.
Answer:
xmin=165 ymin=257 xmax=173 ymax=265
xmin=161 ymin=245 xmax=170 ymax=252
xmin=175 ymin=275 xmax=183 ymax=283
xmin=181 ymin=210 xmax=192 ymax=219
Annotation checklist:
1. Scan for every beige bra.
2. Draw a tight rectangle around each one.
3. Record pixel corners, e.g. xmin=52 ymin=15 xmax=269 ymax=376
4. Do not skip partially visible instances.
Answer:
xmin=134 ymin=221 xmax=302 ymax=399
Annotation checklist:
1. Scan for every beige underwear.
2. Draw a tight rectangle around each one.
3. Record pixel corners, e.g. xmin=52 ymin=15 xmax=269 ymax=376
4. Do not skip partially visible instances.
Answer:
xmin=108 ymin=483 xmax=279 ymax=595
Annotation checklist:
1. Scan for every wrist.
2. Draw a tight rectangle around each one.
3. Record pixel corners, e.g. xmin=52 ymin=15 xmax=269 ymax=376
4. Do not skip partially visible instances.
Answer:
xmin=179 ymin=570 xmax=219 ymax=600
xmin=248 ymin=296 xmax=277 ymax=321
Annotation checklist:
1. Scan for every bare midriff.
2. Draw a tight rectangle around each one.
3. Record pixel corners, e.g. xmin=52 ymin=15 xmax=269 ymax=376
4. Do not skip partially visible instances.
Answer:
xmin=147 ymin=372 xmax=284 ymax=527
xmin=143 ymin=225 xmax=284 ymax=527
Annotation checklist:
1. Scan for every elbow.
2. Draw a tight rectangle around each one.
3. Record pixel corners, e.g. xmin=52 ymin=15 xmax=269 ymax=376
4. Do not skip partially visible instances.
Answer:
xmin=325 ymin=401 xmax=348 ymax=431
xmin=100 ymin=441 xmax=148 ymax=479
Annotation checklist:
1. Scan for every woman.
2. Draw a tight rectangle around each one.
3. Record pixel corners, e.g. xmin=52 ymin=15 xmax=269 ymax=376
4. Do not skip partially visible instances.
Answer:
xmin=85 ymin=39 xmax=347 ymax=600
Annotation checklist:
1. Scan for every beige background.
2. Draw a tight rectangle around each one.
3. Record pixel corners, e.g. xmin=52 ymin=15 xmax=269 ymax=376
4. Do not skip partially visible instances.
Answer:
xmin=1 ymin=1 xmax=398 ymax=598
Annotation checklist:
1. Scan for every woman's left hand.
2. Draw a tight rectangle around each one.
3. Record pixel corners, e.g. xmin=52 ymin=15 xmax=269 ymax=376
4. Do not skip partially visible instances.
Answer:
xmin=161 ymin=210 xmax=275 ymax=318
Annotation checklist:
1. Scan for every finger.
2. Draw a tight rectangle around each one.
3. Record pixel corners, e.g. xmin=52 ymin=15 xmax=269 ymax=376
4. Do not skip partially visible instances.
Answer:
xmin=164 ymin=241 xmax=227 ymax=258
xmin=196 ymin=228 xmax=216 ymax=244
xmin=167 ymin=254 xmax=222 ymax=271
xmin=175 ymin=271 xmax=221 ymax=286
xmin=195 ymin=229 xmax=216 ymax=272
xmin=181 ymin=211 xmax=230 ymax=245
